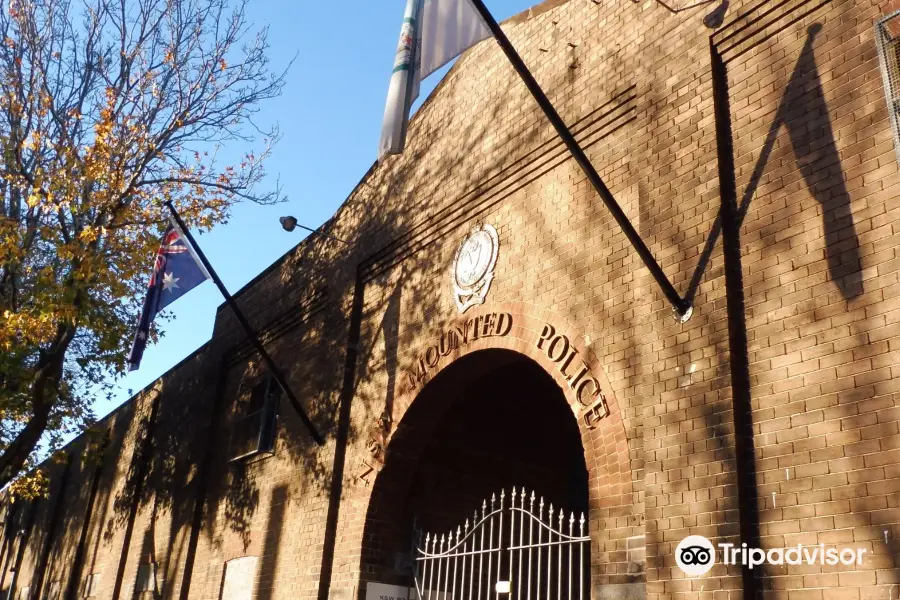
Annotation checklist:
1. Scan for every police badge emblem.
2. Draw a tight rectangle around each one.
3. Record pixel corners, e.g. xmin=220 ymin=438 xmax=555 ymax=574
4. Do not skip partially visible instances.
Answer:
xmin=451 ymin=223 xmax=499 ymax=313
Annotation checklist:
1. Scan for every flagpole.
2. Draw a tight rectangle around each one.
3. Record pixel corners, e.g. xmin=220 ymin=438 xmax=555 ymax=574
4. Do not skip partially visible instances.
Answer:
xmin=467 ymin=0 xmax=692 ymax=322
xmin=164 ymin=202 xmax=325 ymax=446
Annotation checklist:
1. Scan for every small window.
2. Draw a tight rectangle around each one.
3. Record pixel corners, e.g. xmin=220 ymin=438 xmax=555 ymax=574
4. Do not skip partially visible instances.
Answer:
xmin=83 ymin=573 xmax=101 ymax=598
xmin=877 ymin=11 xmax=900 ymax=165
xmin=228 ymin=377 xmax=280 ymax=461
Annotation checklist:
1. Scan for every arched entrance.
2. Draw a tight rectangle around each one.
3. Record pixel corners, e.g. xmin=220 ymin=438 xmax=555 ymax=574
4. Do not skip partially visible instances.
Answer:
xmin=359 ymin=348 xmax=591 ymax=599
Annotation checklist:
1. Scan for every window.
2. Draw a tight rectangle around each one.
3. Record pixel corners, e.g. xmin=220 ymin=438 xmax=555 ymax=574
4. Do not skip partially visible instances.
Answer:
xmin=877 ymin=11 xmax=900 ymax=165
xmin=228 ymin=377 xmax=280 ymax=461
xmin=220 ymin=556 xmax=258 ymax=600
xmin=83 ymin=573 xmax=101 ymax=598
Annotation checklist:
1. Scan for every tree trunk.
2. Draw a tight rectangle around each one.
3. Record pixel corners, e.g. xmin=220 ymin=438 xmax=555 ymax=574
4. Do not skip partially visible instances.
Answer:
xmin=0 ymin=401 xmax=52 ymax=489
xmin=0 ymin=324 xmax=75 ymax=490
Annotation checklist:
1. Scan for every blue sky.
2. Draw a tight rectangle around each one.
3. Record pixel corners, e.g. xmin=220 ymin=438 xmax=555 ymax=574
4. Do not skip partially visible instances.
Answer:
xmin=98 ymin=0 xmax=540 ymax=419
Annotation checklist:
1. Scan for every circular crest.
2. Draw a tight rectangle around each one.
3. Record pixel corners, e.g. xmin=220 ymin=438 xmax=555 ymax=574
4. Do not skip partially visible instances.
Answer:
xmin=451 ymin=223 xmax=499 ymax=313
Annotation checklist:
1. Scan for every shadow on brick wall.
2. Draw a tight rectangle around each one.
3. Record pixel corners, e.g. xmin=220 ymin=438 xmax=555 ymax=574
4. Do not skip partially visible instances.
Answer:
xmin=255 ymin=485 xmax=287 ymax=600
xmin=686 ymin=23 xmax=863 ymax=305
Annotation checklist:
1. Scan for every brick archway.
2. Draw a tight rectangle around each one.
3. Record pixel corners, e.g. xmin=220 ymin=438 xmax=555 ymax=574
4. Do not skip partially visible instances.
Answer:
xmin=351 ymin=303 xmax=636 ymax=597
xmin=387 ymin=304 xmax=632 ymax=498
xmin=390 ymin=303 xmax=624 ymax=449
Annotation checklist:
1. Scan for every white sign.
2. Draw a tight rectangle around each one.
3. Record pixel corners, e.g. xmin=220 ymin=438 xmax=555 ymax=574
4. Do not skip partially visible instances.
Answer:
xmin=365 ymin=582 xmax=449 ymax=600
xmin=366 ymin=582 xmax=415 ymax=600
xmin=221 ymin=556 xmax=258 ymax=600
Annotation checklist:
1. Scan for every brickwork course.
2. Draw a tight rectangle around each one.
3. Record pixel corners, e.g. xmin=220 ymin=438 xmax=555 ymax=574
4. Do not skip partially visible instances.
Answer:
xmin=1 ymin=0 xmax=899 ymax=599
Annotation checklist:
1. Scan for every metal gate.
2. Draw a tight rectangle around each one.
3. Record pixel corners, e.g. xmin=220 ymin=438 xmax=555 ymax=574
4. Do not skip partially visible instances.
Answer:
xmin=414 ymin=488 xmax=590 ymax=600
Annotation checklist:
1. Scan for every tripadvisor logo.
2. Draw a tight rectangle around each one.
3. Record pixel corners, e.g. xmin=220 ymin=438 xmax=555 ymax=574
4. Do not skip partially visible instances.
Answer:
xmin=675 ymin=535 xmax=867 ymax=576
xmin=676 ymin=536 xmax=716 ymax=576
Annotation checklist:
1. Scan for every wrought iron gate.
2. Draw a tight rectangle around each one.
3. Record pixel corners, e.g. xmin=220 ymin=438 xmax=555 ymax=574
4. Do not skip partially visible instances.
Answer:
xmin=414 ymin=488 xmax=590 ymax=600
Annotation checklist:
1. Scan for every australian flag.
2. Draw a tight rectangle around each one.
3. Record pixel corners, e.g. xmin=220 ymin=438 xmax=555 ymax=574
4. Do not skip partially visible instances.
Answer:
xmin=127 ymin=219 xmax=210 ymax=371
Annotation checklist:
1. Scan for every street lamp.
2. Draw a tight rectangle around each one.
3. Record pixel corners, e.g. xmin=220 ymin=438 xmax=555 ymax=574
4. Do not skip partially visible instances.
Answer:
xmin=279 ymin=216 xmax=298 ymax=232
xmin=279 ymin=216 xmax=350 ymax=245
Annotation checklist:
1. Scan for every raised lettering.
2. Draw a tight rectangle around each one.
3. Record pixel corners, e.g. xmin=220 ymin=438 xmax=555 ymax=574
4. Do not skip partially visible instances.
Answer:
xmin=482 ymin=313 xmax=497 ymax=337
xmin=568 ymin=365 xmax=589 ymax=388
xmin=547 ymin=334 xmax=570 ymax=362
xmin=537 ymin=324 xmax=555 ymax=349
xmin=470 ymin=316 xmax=481 ymax=341
xmin=415 ymin=358 xmax=427 ymax=382
xmin=560 ymin=347 xmax=579 ymax=377
xmin=582 ymin=397 xmax=607 ymax=429
xmin=575 ymin=376 xmax=601 ymax=406
xmin=438 ymin=331 xmax=455 ymax=356
xmin=495 ymin=313 xmax=513 ymax=336
xmin=425 ymin=345 xmax=440 ymax=368
xmin=404 ymin=371 xmax=418 ymax=389
xmin=455 ymin=325 xmax=469 ymax=346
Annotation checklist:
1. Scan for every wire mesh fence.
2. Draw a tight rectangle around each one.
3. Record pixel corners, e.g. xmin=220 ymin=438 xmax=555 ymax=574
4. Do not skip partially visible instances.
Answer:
xmin=877 ymin=11 xmax=900 ymax=166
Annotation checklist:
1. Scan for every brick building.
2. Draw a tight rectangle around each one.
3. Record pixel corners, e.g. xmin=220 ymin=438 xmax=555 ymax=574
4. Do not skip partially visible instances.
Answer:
xmin=1 ymin=0 xmax=899 ymax=599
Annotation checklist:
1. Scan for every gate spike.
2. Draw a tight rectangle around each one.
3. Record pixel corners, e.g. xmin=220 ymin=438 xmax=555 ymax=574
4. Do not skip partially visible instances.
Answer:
xmin=426 ymin=532 xmax=431 ymax=544
xmin=580 ymin=513 xmax=585 ymax=534
xmin=465 ymin=518 xmax=470 ymax=532
xmin=491 ymin=493 xmax=496 ymax=509
xmin=520 ymin=488 xmax=526 ymax=503
xmin=559 ymin=508 xmax=565 ymax=526
xmin=570 ymin=512 xmax=575 ymax=525
xmin=474 ymin=509 xmax=479 ymax=525
xmin=482 ymin=498 xmax=487 ymax=518
xmin=500 ymin=489 xmax=506 ymax=507
xmin=539 ymin=496 xmax=545 ymax=518
xmin=511 ymin=486 xmax=516 ymax=507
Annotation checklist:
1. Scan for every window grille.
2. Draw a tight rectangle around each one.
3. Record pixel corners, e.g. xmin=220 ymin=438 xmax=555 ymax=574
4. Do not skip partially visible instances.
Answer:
xmin=877 ymin=11 xmax=900 ymax=165
xmin=228 ymin=377 xmax=279 ymax=461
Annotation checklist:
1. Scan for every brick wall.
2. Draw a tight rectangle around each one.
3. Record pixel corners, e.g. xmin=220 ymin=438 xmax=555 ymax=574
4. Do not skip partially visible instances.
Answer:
xmin=4 ymin=1 xmax=900 ymax=600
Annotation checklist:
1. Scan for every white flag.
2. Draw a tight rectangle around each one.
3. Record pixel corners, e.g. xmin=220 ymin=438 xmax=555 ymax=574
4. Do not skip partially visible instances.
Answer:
xmin=418 ymin=0 xmax=492 ymax=79
xmin=379 ymin=0 xmax=491 ymax=160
